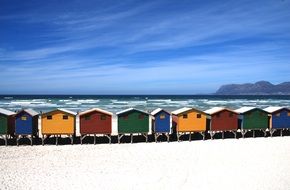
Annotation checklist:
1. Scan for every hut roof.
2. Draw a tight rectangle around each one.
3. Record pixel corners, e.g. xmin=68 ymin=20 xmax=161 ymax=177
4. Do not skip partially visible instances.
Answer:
xmin=204 ymin=107 xmax=236 ymax=115
xmin=43 ymin=108 xmax=77 ymax=116
xmin=0 ymin=108 xmax=15 ymax=116
xmin=171 ymin=107 xmax=192 ymax=115
xmin=172 ymin=107 xmax=206 ymax=115
xmin=79 ymin=108 xmax=113 ymax=116
xmin=263 ymin=106 xmax=289 ymax=113
xmin=234 ymin=107 xmax=258 ymax=114
xmin=151 ymin=108 xmax=170 ymax=116
xmin=116 ymin=108 xmax=149 ymax=115
xmin=22 ymin=109 xmax=39 ymax=116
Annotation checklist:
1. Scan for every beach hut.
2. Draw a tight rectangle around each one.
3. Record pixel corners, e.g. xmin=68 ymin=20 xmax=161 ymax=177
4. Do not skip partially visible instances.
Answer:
xmin=41 ymin=108 xmax=76 ymax=145
xmin=0 ymin=108 xmax=15 ymax=145
xmin=263 ymin=107 xmax=290 ymax=137
xmin=151 ymin=108 xmax=171 ymax=142
xmin=15 ymin=109 xmax=39 ymax=145
xmin=172 ymin=107 xmax=207 ymax=141
xmin=79 ymin=108 xmax=113 ymax=144
xmin=116 ymin=108 xmax=151 ymax=143
xmin=235 ymin=107 xmax=269 ymax=138
xmin=204 ymin=107 xmax=238 ymax=139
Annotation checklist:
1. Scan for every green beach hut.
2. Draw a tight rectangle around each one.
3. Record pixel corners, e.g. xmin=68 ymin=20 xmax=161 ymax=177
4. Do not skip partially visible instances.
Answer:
xmin=0 ymin=108 xmax=15 ymax=145
xmin=116 ymin=108 xmax=151 ymax=143
xmin=235 ymin=107 xmax=269 ymax=138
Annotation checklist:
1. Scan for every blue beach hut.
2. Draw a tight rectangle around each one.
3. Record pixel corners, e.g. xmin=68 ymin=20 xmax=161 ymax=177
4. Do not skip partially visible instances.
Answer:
xmin=264 ymin=107 xmax=290 ymax=137
xmin=151 ymin=108 xmax=171 ymax=142
xmin=15 ymin=109 xmax=39 ymax=145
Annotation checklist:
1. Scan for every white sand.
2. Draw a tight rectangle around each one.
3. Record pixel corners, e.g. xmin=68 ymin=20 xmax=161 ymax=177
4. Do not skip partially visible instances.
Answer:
xmin=0 ymin=137 xmax=289 ymax=190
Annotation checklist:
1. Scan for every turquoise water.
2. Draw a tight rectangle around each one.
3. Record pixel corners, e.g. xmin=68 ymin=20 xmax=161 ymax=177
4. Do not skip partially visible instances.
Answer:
xmin=0 ymin=95 xmax=289 ymax=113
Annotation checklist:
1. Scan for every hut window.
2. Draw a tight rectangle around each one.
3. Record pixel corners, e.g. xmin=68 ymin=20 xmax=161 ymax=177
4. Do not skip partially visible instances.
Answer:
xmin=139 ymin=114 xmax=144 ymax=120
xmin=229 ymin=113 xmax=233 ymax=117
xmin=123 ymin=115 xmax=128 ymax=120
xmin=47 ymin=115 xmax=52 ymax=120
xmin=216 ymin=113 xmax=220 ymax=118
xmin=288 ymin=112 xmax=290 ymax=117
xmin=275 ymin=113 xmax=280 ymax=117
xmin=101 ymin=115 xmax=106 ymax=120
xmin=160 ymin=114 xmax=165 ymax=119
xmin=196 ymin=114 xmax=201 ymax=118
xmin=21 ymin=116 xmax=27 ymax=121
xmin=259 ymin=113 xmax=264 ymax=116
xmin=85 ymin=115 xmax=90 ymax=120
xmin=63 ymin=115 xmax=69 ymax=120
xmin=183 ymin=114 xmax=188 ymax=119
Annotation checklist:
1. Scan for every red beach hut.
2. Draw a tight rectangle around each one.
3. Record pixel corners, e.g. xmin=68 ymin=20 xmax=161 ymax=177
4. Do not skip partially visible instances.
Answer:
xmin=204 ymin=107 xmax=239 ymax=139
xmin=79 ymin=108 xmax=113 ymax=144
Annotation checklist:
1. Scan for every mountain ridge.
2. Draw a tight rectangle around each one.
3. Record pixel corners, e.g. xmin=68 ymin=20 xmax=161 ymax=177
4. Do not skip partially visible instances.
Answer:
xmin=215 ymin=81 xmax=290 ymax=95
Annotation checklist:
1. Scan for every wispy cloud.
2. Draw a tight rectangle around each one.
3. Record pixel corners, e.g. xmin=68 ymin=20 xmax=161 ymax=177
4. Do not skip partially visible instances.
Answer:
xmin=0 ymin=0 xmax=290 ymax=93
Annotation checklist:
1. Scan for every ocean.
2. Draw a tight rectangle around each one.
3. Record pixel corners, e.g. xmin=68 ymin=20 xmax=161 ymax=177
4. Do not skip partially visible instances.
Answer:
xmin=0 ymin=95 xmax=290 ymax=113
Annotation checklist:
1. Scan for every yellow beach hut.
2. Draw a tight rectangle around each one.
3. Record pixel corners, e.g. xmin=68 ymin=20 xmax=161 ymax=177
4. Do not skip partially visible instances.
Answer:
xmin=172 ymin=107 xmax=207 ymax=141
xmin=41 ymin=108 xmax=77 ymax=145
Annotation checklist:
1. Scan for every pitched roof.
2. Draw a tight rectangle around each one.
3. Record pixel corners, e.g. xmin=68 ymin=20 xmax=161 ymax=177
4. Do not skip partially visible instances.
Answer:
xmin=234 ymin=107 xmax=257 ymax=114
xmin=116 ymin=108 xmax=149 ymax=115
xmin=151 ymin=108 xmax=170 ymax=116
xmin=0 ymin=108 xmax=15 ymax=116
xmin=79 ymin=108 xmax=113 ymax=116
xmin=204 ymin=107 xmax=236 ymax=115
xmin=43 ymin=108 xmax=77 ymax=116
xmin=171 ymin=107 xmax=192 ymax=115
xmin=171 ymin=107 xmax=206 ymax=115
xmin=263 ymin=106 xmax=289 ymax=113
xmin=23 ymin=109 xmax=39 ymax=116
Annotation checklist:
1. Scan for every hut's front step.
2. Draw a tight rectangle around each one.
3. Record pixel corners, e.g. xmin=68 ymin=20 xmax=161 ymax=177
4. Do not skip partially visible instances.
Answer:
xmin=42 ymin=135 xmax=73 ymax=145
xmin=177 ymin=132 xmax=205 ymax=142
xmin=154 ymin=133 xmax=170 ymax=143
xmin=118 ymin=133 xmax=148 ymax=144
xmin=16 ymin=135 xmax=33 ymax=146
xmin=80 ymin=134 xmax=111 ymax=145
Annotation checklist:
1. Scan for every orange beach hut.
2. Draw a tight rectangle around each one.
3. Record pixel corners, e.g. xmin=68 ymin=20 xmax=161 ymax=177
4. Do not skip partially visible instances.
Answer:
xmin=172 ymin=107 xmax=207 ymax=141
xmin=41 ymin=108 xmax=77 ymax=145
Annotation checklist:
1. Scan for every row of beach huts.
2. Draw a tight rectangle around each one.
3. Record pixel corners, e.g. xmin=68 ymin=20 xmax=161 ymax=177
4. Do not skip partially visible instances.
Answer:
xmin=0 ymin=106 xmax=289 ymax=145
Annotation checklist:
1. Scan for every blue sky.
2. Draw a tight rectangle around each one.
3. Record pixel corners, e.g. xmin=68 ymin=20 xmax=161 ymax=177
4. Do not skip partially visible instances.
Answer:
xmin=0 ymin=0 xmax=290 ymax=94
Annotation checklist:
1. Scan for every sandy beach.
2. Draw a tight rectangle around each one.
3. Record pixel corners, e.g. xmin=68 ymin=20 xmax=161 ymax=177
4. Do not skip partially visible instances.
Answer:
xmin=0 ymin=137 xmax=289 ymax=190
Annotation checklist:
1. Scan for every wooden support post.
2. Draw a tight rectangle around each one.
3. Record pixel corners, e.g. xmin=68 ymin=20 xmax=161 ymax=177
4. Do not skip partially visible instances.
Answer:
xmin=118 ymin=134 xmax=120 ymax=144
xmin=94 ymin=134 xmax=96 ymax=145
xmin=189 ymin=132 xmax=192 ymax=142
xmin=177 ymin=133 xmax=180 ymax=142
xmin=16 ymin=136 xmax=19 ymax=146
xmin=130 ymin=134 xmax=133 ymax=144
xmin=263 ymin=130 xmax=267 ymax=137
xmin=30 ymin=135 xmax=33 ymax=146
xmin=42 ymin=136 xmax=44 ymax=146
xmin=201 ymin=132 xmax=205 ymax=140
xmin=210 ymin=131 xmax=214 ymax=140
xmin=108 ymin=135 xmax=111 ymax=144
xmin=145 ymin=134 xmax=148 ymax=143
xmin=270 ymin=129 xmax=274 ymax=137
xmin=56 ymin=135 xmax=58 ymax=145
xmin=253 ymin=130 xmax=255 ymax=138
xmin=71 ymin=135 xmax=73 ymax=145
xmin=167 ymin=133 xmax=169 ymax=142
xmin=222 ymin=131 xmax=224 ymax=140
xmin=155 ymin=133 xmax=157 ymax=143
xmin=5 ymin=134 xmax=8 ymax=146
xmin=280 ymin=129 xmax=283 ymax=137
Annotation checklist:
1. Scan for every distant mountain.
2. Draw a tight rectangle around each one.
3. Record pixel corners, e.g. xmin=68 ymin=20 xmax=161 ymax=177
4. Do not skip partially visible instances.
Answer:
xmin=215 ymin=81 xmax=290 ymax=95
